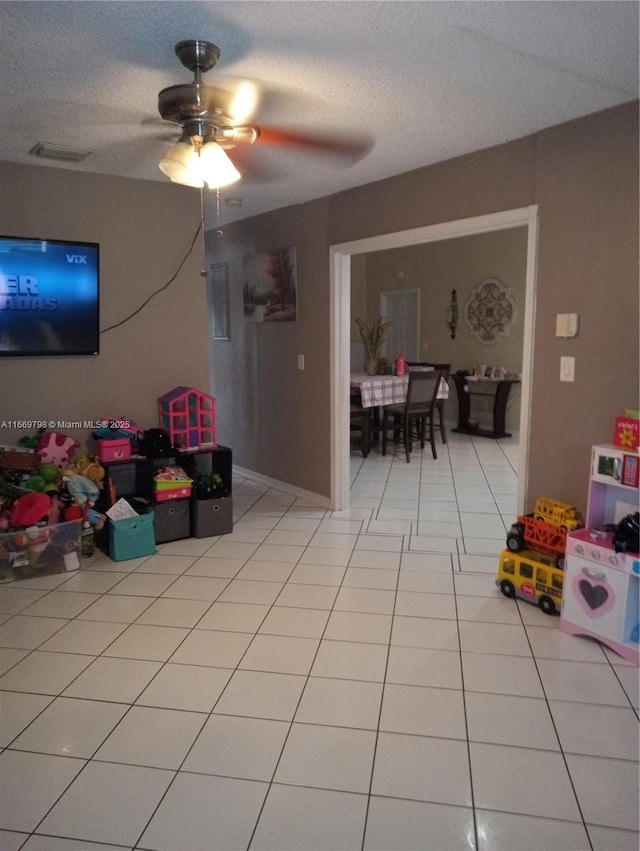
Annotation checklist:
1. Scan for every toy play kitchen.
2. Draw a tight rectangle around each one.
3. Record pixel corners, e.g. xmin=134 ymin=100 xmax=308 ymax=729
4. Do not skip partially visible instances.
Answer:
xmin=560 ymin=443 xmax=639 ymax=664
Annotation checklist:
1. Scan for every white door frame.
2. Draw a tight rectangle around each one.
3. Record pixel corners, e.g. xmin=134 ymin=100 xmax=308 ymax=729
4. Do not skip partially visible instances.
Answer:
xmin=330 ymin=205 xmax=540 ymax=511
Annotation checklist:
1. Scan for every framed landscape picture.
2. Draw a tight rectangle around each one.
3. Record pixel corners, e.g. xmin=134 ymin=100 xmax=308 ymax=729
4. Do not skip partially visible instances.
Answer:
xmin=243 ymin=247 xmax=298 ymax=322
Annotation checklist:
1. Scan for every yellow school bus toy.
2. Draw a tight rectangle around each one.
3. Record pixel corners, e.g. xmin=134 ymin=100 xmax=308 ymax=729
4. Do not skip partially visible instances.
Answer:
xmin=533 ymin=497 xmax=583 ymax=532
xmin=496 ymin=549 xmax=564 ymax=615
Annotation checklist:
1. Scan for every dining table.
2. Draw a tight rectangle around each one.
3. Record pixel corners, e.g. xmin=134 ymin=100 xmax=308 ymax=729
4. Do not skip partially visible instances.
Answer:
xmin=350 ymin=371 xmax=449 ymax=408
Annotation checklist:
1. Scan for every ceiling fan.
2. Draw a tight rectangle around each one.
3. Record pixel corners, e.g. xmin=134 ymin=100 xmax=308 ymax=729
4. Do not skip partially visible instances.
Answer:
xmin=156 ymin=39 xmax=371 ymax=189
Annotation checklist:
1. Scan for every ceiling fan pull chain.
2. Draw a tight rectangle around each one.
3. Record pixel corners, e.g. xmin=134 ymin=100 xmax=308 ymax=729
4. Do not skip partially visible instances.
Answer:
xmin=199 ymin=185 xmax=207 ymax=278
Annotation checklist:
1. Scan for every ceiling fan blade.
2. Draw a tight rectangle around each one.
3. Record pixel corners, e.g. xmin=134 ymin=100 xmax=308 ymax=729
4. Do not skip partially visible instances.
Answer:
xmin=216 ymin=125 xmax=260 ymax=146
xmin=217 ymin=75 xmax=324 ymax=123
xmin=255 ymin=127 xmax=374 ymax=163
xmin=225 ymin=145 xmax=285 ymax=184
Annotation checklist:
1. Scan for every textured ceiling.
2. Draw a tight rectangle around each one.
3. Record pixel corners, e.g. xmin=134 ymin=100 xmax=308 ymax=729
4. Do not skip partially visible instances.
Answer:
xmin=1 ymin=1 xmax=637 ymax=224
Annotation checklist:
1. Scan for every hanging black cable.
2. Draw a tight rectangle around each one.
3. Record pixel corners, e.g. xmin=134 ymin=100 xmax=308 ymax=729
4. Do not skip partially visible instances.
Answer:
xmin=100 ymin=220 xmax=202 ymax=334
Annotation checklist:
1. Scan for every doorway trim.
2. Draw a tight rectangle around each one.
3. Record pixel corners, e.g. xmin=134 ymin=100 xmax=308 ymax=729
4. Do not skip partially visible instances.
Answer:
xmin=330 ymin=205 xmax=540 ymax=511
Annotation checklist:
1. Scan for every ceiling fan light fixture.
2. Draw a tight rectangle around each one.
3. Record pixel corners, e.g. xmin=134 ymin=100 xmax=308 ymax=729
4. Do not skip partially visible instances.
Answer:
xmin=159 ymin=140 xmax=204 ymax=187
xmin=159 ymin=137 xmax=240 ymax=189
xmin=199 ymin=140 xmax=241 ymax=188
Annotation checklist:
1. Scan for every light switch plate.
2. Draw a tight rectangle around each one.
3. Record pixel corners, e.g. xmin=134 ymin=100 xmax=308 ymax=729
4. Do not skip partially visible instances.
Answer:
xmin=560 ymin=356 xmax=575 ymax=382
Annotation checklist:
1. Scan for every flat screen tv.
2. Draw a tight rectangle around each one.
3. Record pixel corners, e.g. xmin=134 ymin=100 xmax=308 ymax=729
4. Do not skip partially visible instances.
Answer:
xmin=0 ymin=235 xmax=100 ymax=356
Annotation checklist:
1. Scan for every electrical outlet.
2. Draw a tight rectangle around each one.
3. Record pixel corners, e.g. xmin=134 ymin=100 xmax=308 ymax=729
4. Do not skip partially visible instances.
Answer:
xmin=297 ymin=354 xmax=305 ymax=371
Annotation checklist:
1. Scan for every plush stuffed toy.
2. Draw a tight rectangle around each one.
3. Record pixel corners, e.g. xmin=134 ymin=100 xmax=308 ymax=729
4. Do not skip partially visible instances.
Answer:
xmin=62 ymin=471 xmax=105 ymax=531
xmin=64 ymin=473 xmax=100 ymax=507
xmin=47 ymin=494 xmax=62 ymax=526
xmin=0 ymin=504 xmax=12 ymax=531
xmin=39 ymin=463 xmax=62 ymax=492
xmin=37 ymin=432 xmax=81 ymax=471
xmin=9 ymin=492 xmax=52 ymax=528
xmin=19 ymin=427 xmax=46 ymax=450
xmin=22 ymin=474 xmax=47 ymax=493
xmin=23 ymin=459 xmax=61 ymax=493
xmin=63 ymin=504 xmax=84 ymax=523
xmin=85 ymin=507 xmax=106 ymax=530
xmin=64 ymin=454 xmax=105 ymax=490
xmin=63 ymin=498 xmax=105 ymax=531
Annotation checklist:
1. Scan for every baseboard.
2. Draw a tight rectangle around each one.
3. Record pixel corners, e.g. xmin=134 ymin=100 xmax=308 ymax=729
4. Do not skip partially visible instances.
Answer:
xmin=232 ymin=465 xmax=332 ymax=510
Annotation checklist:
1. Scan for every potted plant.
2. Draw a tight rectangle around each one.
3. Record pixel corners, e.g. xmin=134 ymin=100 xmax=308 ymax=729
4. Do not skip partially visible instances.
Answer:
xmin=355 ymin=316 xmax=391 ymax=375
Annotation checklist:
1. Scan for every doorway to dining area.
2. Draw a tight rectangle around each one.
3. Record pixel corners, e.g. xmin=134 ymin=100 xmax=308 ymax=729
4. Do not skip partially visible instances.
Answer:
xmin=330 ymin=206 xmax=539 ymax=513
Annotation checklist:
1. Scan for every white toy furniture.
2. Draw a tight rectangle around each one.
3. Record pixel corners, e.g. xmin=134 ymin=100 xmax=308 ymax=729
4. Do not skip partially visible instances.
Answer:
xmin=560 ymin=443 xmax=639 ymax=663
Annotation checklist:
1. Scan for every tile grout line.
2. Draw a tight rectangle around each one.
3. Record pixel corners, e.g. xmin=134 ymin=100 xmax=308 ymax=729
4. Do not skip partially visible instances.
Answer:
xmin=518 ymin=607 xmax=596 ymax=851
xmin=242 ymin=505 xmax=366 ymax=850
xmin=2 ymin=438 xmax=639 ymax=847
xmin=451 ymin=555 xmax=480 ymax=851
xmin=359 ymin=502 xmax=403 ymax=851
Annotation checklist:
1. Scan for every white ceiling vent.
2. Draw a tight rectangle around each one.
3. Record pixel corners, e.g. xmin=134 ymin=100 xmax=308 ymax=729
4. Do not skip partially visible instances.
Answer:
xmin=29 ymin=142 xmax=91 ymax=162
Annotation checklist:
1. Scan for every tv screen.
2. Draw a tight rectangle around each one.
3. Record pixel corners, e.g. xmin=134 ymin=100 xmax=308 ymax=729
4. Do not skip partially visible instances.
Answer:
xmin=0 ymin=235 xmax=100 ymax=356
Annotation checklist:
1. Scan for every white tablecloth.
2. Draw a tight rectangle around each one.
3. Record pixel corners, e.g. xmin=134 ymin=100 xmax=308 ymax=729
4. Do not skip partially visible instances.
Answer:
xmin=351 ymin=373 xmax=449 ymax=409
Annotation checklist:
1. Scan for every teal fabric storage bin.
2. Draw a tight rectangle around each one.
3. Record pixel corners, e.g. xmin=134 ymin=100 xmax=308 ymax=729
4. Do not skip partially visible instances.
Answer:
xmin=108 ymin=506 xmax=155 ymax=561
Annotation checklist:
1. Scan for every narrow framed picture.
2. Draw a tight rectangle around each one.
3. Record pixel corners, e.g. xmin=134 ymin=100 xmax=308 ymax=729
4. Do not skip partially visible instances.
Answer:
xmin=210 ymin=262 xmax=230 ymax=340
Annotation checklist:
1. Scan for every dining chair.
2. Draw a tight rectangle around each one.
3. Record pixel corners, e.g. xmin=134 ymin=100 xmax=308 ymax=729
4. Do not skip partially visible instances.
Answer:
xmin=350 ymin=390 xmax=371 ymax=457
xmin=381 ymin=368 xmax=443 ymax=462
xmin=406 ymin=361 xmax=451 ymax=443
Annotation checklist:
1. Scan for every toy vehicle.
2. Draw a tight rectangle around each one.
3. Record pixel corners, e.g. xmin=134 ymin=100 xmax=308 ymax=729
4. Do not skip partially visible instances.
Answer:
xmin=533 ymin=497 xmax=583 ymax=532
xmin=506 ymin=513 xmax=569 ymax=567
xmin=496 ymin=549 xmax=564 ymax=615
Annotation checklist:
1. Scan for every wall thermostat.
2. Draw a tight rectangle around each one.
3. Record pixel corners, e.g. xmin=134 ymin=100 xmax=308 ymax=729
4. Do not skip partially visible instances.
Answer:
xmin=556 ymin=313 xmax=579 ymax=338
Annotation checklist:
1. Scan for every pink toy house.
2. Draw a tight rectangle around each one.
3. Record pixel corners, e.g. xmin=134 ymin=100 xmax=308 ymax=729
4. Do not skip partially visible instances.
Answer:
xmin=158 ymin=387 xmax=216 ymax=450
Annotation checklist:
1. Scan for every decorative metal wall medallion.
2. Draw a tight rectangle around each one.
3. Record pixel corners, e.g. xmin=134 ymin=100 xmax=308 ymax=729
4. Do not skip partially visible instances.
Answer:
xmin=464 ymin=278 xmax=516 ymax=344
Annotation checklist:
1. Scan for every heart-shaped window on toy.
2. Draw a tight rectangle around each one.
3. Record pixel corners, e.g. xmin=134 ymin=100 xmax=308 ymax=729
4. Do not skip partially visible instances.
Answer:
xmin=574 ymin=570 xmax=616 ymax=618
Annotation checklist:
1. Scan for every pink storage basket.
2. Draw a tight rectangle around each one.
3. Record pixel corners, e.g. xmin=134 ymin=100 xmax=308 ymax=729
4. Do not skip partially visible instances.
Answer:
xmin=154 ymin=486 xmax=192 ymax=502
xmin=96 ymin=438 xmax=131 ymax=463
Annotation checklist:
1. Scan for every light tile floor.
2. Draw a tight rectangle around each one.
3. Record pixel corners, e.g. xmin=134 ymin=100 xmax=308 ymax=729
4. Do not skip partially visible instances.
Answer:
xmin=0 ymin=433 xmax=638 ymax=850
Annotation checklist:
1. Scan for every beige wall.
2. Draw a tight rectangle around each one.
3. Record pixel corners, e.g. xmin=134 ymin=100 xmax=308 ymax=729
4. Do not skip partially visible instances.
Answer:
xmin=0 ymin=165 xmax=209 ymax=448
xmin=211 ymin=101 xmax=639 ymax=510
xmin=1 ymin=101 xmax=638 ymax=514
xmin=204 ymin=200 xmax=333 ymax=494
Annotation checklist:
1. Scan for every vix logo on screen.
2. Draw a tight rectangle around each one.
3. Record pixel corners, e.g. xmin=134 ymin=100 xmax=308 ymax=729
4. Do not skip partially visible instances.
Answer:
xmin=0 ymin=275 xmax=58 ymax=310
xmin=66 ymin=254 xmax=87 ymax=264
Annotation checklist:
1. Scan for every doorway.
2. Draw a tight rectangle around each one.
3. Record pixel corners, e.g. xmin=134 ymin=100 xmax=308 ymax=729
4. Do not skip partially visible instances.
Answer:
xmin=330 ymin=206 xmax=539 ymax=512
